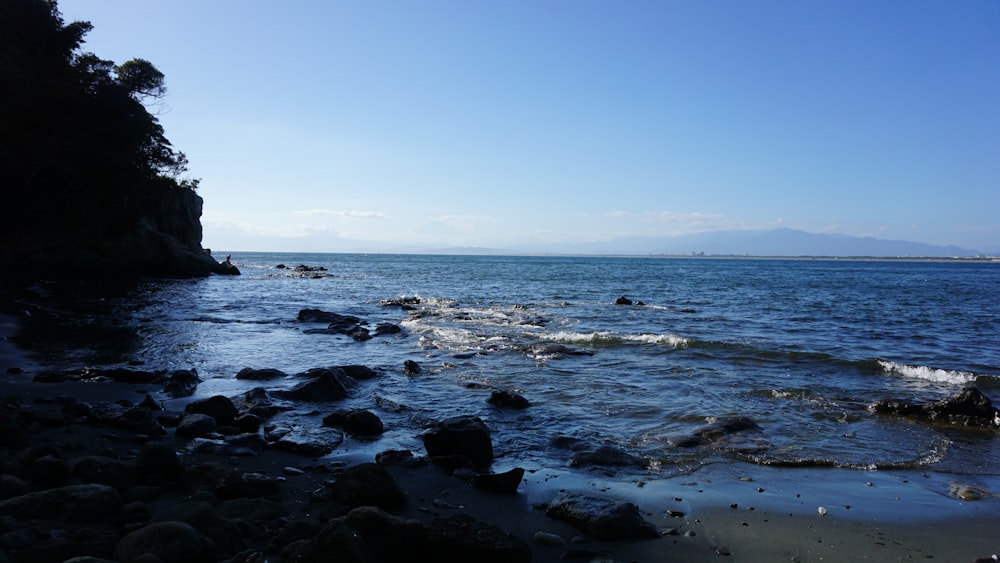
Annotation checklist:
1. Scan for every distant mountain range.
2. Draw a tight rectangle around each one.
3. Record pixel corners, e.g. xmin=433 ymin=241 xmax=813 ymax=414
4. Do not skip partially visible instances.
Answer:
xmin=429 ymin=229 xmax=990 ymax=258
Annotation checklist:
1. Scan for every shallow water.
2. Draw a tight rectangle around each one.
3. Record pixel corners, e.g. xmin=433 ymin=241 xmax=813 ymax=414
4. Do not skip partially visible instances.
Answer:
xmin=16 ymin=254 xmax=1000 ymax=480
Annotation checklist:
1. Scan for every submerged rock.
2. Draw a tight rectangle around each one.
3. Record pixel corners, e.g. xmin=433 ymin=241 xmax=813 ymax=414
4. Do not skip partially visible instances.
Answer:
xmin=569 ymin=445 xmax=645 ymax=469
xmin=669 ymin=416 xmax=764 ymax=448
xmin=487 ymin=390 xmax=531 ymax=409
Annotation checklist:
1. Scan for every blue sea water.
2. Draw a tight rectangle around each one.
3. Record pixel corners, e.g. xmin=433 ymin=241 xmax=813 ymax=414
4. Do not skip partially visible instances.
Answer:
xmin=20 ymin=253 xmax=1000 ymax=480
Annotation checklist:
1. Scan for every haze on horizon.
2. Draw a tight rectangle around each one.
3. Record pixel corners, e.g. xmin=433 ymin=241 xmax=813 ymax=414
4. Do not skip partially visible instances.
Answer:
xmin=58 ymin=1 xmax=1000 ymax=255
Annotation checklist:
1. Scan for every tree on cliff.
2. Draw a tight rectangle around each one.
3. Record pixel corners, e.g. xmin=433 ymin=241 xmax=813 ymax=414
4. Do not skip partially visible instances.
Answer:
xmin=0 ymin=0 xmax=221 ymax=276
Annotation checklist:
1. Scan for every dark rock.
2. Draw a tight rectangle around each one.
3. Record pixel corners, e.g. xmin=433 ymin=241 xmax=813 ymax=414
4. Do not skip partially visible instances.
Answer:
xmin=232 ymin=387 xmax=282 ymax=420
xmin=431 ymin=454 xmax=476 ymax=473
xmin=427 ymin=513 xmax=531 ymax=563
xmin=338 ymin=364 xmax=379 ymax=380
xmin=176 ymin=413 xmax=218 ymax=439
xmin=326 ymin=463 xmax=406 ymax=509
xmin=297 ymin=308 xmax=362 ymax=328
xmin=422 ymin=416 xmax=494 ymax=469
xmin=521 ymin=342 xmax=594 ymax=359
xmin=322 ymin=409 xmax=384 ymax=437
xmin=274 ymin=368 xmax=351 ymax=402
xmin=115 ymin=521 xmax=218 ymax=563
xmin=351 ymin=327 xmax=372 ymax=341
xmin=0 ymin=474 xmax=30 ymax=499
xmin=487 ymin=390 xmax=531 ymax=409
xmin=137 ymin=394 xmax=162 ymax=410
xmin=183 ymin=463 xmax=280 ymax=500
xmin=670 ymin=416 xmax=764 ymax=448
xmin=379 ymin=296 xmax=420 ymax=309
xmin=152 ymin=500 xmax=246 ymax=556
xmin=31 ymin=454 xmax=71 ymax=487
xmin=188 ymin=433 xmax=267 ymax=457
xmin=870 ymin=387 xmax=1000 ymax=429
xmin=184 ymin=395 xmax=238 ymax=426
xmin=614 ymin=296 xmax=633 ymax=305
xmin=569 ymin=445 xmax=645 ymax=469
xmin=545 ymin=492 xmax=660 ymax=541
xmin=403 ymin=359 xmax=422 ymax=375
xmin=0 ymin=484 xmax=122 ymax=521
xmin=71 ymin=455 xmax=136 ymax=490
xmin=375 ymin=449 xmax=426 ymax=468
xmin=268 ymin=426 xmax=344 ymax=457
xmin=342 ymin=506 xmax=427 ymax=562
xmin=280 ymin=519 xmax=372 ymax=563
xmin=233 ymin=413 xmax=261 ymax=433
xmin=135 ymin=443 xmax=185 ymax=485
xmin=374 ymin=322 xmax=403 ymax=336
xmin=0 ymin=413 xmax=28 ymax=449
xmin=471 ymin=467 xmax=525 ymax=495
xmin=235 ymin=367 xmax=288 ymax=381
xmin=163 ymin=368 xmax=202 ymax=397
xmin=111 ymin=407 xmax=167 ymax=438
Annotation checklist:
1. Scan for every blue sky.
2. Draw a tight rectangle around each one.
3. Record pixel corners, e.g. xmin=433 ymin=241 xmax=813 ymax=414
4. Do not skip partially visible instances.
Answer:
xmin=58 ymin=1 xmax=1000 ymax=253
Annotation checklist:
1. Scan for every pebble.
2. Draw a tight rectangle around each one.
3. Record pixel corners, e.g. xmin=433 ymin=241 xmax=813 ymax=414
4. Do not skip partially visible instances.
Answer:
xmin=817 ymin=506 xmax=827 ymax=517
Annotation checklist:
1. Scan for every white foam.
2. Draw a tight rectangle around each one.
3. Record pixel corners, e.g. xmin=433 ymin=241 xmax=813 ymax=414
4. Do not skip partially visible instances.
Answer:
xmin=878 ymin=360 xmax=976 ymax=385
xmin=540 ymin=330 xmax=688 ymax=348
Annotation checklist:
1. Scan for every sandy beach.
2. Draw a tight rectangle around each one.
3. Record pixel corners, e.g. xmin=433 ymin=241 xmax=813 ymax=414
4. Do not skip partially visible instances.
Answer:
xmin=2 ymin=306 xmax=999 ymax=562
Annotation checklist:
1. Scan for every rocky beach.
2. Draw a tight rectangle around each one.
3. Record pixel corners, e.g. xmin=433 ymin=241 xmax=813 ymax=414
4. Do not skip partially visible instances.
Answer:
xmin=3 ymin=303 xmax=1000 ymax=563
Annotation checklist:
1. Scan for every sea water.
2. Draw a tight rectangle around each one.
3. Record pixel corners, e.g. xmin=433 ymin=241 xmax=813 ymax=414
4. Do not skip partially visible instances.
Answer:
xmin=17 ymin=253 xmax=1000 ymax=479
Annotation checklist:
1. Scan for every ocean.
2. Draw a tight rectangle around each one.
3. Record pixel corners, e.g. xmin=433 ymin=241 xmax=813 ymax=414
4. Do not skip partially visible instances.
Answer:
xmin=16 ymin=253 xmax=1000 ymax=482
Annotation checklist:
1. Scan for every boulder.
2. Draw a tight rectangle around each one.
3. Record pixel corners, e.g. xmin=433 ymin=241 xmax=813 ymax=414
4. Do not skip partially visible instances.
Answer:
xmin=471 ymin=467 xmax=525 ymax=495
xmin=338 ymin=364 xmax=379 ymax=380
xmin=176 ymin=413 xmax=218 ymax=439
xmin=545 ymin=492 xmax=660 ymax=541
xmin=274 ymin=368 xmax=352 ymax=402
xmin=232 ymin=387 xmax=283 ymax=419
xmin=0 ymin=483 xmax=122 ymax=521
xmin=163 ymin=368 xmax=202 ymax=397
xmin=30 ymin=454 xmax=71 ymax=487
xmin=342 ymin=506 xmax=427 ymax=562
xmin=327 ymin=463 xmax=406 ymax=509
xmin=184 ymin=395 xmax=238 ymax=426
xmin=323 ymin=409 xmax=385 ymax=437
xmin=135 ymin=442 xmax=185 ymax=484
xmin=403 ymin=359 xmax=422 ymax=375
xmin=235 ymin=367 xmax=288 ymax=381
xmin=279 ymin=520 xmax=372 ymax=563
xmin=422 ymin=416 xmax=494 ymax=468
xmin=115 ymin=521 xmax=217 ymax=563
xmin=152 ymin=500 xmax=246 ymax=556
xmin=267 ymin=426 xmax=344 ymax=457
xmin=614 ymin=296 xmax=633 ymax=305
xmin=427 ymin=513 xmax=531 ymax=563
xmin=71 ymin=455 xmax=136 ymax=490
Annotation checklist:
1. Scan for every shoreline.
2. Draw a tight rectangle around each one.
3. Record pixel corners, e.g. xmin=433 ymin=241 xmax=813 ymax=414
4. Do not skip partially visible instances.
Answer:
xmin=2 ymin=313 xmax=999 ymax=561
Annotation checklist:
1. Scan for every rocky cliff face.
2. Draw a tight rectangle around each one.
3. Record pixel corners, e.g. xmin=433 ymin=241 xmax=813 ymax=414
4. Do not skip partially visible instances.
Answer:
xmin=2 ymin=184 xmax=232 ymax=279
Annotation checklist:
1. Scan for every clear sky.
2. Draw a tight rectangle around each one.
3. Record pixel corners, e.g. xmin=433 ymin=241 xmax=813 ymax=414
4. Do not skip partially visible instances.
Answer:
xmin=57 ymin=0 xmax=1000 ymax=253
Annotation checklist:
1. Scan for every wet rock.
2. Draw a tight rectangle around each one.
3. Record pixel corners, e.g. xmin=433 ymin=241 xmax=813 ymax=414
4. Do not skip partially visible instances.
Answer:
xmin=163 ymin=368 xmax=202 ymax=397
xmin=274 ymin=368 xmax=352 ymax=402
xmin=323 ymin=408 xmax=384 ymax=437
xmin=569 ymin=445 xmax=645 ymax=469
xmin=268 ymin=426 xmax=344 ymax=457
xmin=327 ymin=463 xmax=406 ymax=509
xmin=545 ymin=492 xmax=660 ymax=541
xmin=614 ymin=296 xmax=633 ymax=305
xmin=0 ymin=474 xmax=29 ymax=499
xmin=521 ymin=342 xmax=594 ymax=359
xmin=235 ymin=367 xmax=288 ymax=381
xmin=670 ymin=416 xmax=764 ymax=447
xmin=338 ymin=364 xmax=379 ymax=380
xmin=870 ymin=387 xmax=1000 ymax=429
xmin=185 ymin=395 xmax=238 ymax=426
xmin=0 ymin=483 xmax=122 ymax=521
xmin=232 ymin=387 xmax=283 ymax=420
xmin=0 ymin=413 xmax=29 ymax=449
xmin=351 ymin=327 xmax=372 ymax=341
xmin=471 ymin=467 xmax=525 ymax=495
xmin=297 ymin=308 xmax=356 ymax=324
xmin=375 ymin=449 xmax=426 ymax=468
xmin=403 ymin=359 xmax=422 ymax=375
xmin=379 ymin=296 xmax=420 ymax=309
xmin=176 ymin=413 xmax=218 ymax=439
xmin=189 ymin=432 xmax=267 ymax=457
xmin=422 ymin=416 xmax=494 ymax=469
xmin=427 ymin=513 xmax=531 ymax=563
xmin=487 ymin=390 xmax=531 ymax=409
xmin=89 ymin=404 xmax=166 ymax=438
xmin=115 ymin=521 xmax=217 ymax=563
xmin=374 ymin=322 xmax=403 ymax=336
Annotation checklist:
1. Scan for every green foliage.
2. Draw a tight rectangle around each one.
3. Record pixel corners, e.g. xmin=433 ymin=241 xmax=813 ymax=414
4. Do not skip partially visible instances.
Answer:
xmin=0 ymin=0 xmax=199 ymax=248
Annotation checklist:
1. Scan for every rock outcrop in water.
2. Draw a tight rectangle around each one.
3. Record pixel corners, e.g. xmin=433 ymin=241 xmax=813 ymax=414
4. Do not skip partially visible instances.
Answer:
xmin=869 ymin=387 xmax=1000 ymax=429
